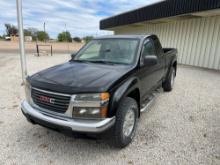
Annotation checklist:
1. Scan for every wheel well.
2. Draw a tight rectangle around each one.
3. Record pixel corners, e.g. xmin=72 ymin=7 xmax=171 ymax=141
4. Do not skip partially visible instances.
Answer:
xmin=127 ymin=88 xmax=140 ymax=117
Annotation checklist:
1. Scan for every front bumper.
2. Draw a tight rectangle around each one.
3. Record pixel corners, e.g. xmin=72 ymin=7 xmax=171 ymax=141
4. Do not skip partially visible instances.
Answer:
xmin=21 ymin=100 xmax=115 ymax=133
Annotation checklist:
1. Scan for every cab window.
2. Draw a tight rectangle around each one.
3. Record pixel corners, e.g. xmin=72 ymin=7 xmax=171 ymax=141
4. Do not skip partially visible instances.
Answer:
xmin=142 ymin=39 xmax=156 ymax=57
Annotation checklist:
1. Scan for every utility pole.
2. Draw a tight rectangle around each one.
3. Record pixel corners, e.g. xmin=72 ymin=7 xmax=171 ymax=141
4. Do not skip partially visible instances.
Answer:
xmin=44 ymin=22 xmax=46 ymax=43
xmin=65 ymin=23 xmax=70 ymax=53
xmin=16 ymin=0 xmax=27 ymax=84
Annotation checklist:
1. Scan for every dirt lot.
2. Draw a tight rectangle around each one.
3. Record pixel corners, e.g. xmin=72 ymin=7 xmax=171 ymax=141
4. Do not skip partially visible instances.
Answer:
xmin=0 ymin=54 xmax=219 ymax=165
xmin=0 ymin=41 xmax=83 ymax=54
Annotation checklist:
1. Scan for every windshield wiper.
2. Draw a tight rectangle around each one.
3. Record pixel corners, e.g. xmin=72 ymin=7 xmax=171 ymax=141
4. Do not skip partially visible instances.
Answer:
xmin=73 ymin=60 xmax=126 ymax=65
xmin=72 ymin=59 xmax=91 ymax=63
xmin=87 ymin=60 xmax=118 ymax=65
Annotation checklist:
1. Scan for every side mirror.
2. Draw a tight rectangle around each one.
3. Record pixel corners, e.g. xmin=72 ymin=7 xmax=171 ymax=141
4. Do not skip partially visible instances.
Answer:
xmin=143 ymin=55 xmax=158 ymax=66
xmin=71 ymin=53 xmax=76 ymax=59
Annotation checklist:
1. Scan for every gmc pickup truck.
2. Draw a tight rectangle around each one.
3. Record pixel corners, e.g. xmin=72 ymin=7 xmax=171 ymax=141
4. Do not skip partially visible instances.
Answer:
xmin=21 ymin=35 xmax=177 ymax=148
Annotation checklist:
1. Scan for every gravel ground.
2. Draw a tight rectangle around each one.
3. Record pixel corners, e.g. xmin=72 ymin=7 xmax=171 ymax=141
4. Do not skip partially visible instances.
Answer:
xmin=0 ymin=54 xmax=219 ymax=165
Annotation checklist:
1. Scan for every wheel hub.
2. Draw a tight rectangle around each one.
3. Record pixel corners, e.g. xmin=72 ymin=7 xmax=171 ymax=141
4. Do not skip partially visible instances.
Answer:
xmin=171 ymin=69 xmax=175 ymax=87
xmin=122 ymin=108 xmax=135 ymax=137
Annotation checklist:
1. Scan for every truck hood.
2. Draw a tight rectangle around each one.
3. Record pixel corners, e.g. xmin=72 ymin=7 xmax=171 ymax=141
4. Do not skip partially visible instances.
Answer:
xmin=30 ymin=61 xmax=133 ymax=94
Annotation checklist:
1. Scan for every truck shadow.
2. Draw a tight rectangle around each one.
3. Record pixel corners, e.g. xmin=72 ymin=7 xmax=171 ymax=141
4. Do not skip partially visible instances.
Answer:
xmin=14 ymin=124 xmax=120 ymax=164
xmin=20 ymin=124 xmax=118 ymax=149
xmin=14 ymin=97 xmax=162 ymax=164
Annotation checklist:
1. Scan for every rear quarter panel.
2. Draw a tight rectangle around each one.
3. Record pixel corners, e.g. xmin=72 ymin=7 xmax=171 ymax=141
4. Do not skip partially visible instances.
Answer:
xmin=163 ymin=48 xmax=177 ymax=78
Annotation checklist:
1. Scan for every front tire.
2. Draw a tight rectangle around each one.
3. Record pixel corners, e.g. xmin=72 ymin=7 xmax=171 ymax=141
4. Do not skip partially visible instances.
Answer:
xmin=111 ymin=97 xmax=138 ymax=148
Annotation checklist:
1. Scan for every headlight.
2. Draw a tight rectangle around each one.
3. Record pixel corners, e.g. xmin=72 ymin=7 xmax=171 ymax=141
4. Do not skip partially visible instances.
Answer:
xmin=72 ymin=93 xmax=109 ymax=119
xmin=25 ymin=79 xmax=32 ymax=103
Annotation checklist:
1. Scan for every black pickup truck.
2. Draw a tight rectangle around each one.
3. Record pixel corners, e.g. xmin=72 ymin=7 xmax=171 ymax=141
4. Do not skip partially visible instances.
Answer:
xmin=21 ymin=34 xmax=177 ymax=148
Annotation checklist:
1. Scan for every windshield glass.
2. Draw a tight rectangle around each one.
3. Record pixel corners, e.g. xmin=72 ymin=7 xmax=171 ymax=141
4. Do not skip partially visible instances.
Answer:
xmin=75 ymin=39 xmax=139 ymax=65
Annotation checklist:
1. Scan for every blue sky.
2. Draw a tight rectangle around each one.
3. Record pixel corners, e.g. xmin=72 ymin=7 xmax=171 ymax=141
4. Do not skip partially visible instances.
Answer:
xmin=0 ymin=0 xmax=161 ymax=38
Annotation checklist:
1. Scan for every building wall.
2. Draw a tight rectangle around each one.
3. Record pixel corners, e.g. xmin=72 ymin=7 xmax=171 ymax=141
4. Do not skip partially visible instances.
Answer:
xmin=114 ymin=15 xmax=220 ymax=70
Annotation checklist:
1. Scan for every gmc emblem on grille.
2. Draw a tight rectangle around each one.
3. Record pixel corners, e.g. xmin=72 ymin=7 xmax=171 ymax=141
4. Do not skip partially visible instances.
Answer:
xmin=38 ymin=96 xmax=55 ymax=104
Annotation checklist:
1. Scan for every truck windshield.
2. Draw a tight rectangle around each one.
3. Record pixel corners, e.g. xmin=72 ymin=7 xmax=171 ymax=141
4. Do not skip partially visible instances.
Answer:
xmin=75 ymin=39 xmax=139 ymax=65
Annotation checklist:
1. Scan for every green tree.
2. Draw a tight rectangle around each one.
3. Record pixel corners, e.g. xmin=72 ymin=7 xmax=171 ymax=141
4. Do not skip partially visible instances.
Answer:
xmin=26 ymin=28 xmax=38 ymax=41
xmin=5 ymin=24 xmax=18 ymax=36
xmin=83 ymin=36 xmax=93 ymax=43
xmin=36 ymin=31 xmax=49 ymax=41
xmin=24 ymin=29 xmax=32 ymax=36
xmin=73 ymin=37 xmax=81 ymax=43
xmin=57 ymin=31 xmax=72 ymax=42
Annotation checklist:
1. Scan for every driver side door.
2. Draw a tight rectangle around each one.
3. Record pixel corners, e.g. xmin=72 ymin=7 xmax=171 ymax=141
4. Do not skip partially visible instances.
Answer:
xmin=139 ymin=38 xmax=160 ymax=99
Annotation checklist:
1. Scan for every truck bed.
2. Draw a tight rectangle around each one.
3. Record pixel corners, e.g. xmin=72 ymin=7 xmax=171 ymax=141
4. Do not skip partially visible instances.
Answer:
xmin=163 ymin=48 xmax=177 ymax=55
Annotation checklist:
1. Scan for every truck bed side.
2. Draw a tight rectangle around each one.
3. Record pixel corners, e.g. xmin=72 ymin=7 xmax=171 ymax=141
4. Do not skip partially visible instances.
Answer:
xmin=162 ymin=48 xmax=177 ymax=78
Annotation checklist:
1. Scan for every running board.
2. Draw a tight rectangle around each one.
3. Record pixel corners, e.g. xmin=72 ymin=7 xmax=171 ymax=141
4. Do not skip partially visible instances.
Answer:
xmin=140 ymin=94 xmax=156 ymax=113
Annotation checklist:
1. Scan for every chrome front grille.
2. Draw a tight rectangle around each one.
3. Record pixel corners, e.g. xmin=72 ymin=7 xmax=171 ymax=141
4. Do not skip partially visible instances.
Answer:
xmin=31 ymin=88 xmax=71 ymax=113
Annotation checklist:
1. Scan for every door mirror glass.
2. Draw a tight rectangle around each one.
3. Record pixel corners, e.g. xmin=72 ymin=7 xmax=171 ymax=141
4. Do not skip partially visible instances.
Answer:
xmin=143 ymin=55 xmax=158 ymax=66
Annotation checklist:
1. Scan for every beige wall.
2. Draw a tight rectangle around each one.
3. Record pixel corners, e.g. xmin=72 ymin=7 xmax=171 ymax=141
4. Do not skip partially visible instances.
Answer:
xmin=113 ymin=16 xmax=220 ymax=70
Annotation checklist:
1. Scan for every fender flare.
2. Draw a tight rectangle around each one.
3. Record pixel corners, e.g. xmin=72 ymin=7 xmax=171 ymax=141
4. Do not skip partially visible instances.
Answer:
xmin=108 ymin=77 xmax=140 ymax=117
xmin=166 ymin=59 xmax=177 ymax=80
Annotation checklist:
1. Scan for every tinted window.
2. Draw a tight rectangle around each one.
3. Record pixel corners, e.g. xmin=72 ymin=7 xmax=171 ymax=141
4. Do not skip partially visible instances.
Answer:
xmin=142 ymin=40 xmax=156 ymax=57
xmin=152 ymin=37 xmax=163 ymax=55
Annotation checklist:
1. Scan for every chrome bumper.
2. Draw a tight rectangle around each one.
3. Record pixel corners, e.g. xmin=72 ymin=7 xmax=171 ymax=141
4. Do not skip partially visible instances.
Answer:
xmin=21 ymin=100 xmax=115 ymax=133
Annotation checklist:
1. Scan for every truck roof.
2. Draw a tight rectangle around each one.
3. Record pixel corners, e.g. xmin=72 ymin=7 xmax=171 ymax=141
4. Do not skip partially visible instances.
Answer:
xmin=95 ymin=35 xmax=151 ymax=40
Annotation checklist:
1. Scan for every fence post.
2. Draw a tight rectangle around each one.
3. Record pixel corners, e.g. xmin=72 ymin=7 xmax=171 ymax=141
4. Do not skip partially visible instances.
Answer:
xmin=51 ymin=45 xmax=53 ymax=56
xmin=36 ymin=44 xmax=39 ymax=56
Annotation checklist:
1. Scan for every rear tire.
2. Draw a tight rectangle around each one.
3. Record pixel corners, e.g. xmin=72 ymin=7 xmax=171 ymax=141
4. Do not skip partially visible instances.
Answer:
xmin=162 ymin=67 xmax=175 ymax=92
xmin=111 ymin=97 xmax=138 ymax=148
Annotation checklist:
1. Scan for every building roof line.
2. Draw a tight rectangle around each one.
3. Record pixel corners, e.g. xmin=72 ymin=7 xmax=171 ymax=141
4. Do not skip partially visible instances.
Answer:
xmin=100 ymin=0 xmax=220 ymax=30
xmin=100 ymin=1 xmax=164 ymax=22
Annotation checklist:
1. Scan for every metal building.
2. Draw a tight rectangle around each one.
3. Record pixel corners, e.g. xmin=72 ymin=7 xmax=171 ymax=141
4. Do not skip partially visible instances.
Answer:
xmin=100 ymin=0 xmax=220 ymax=70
